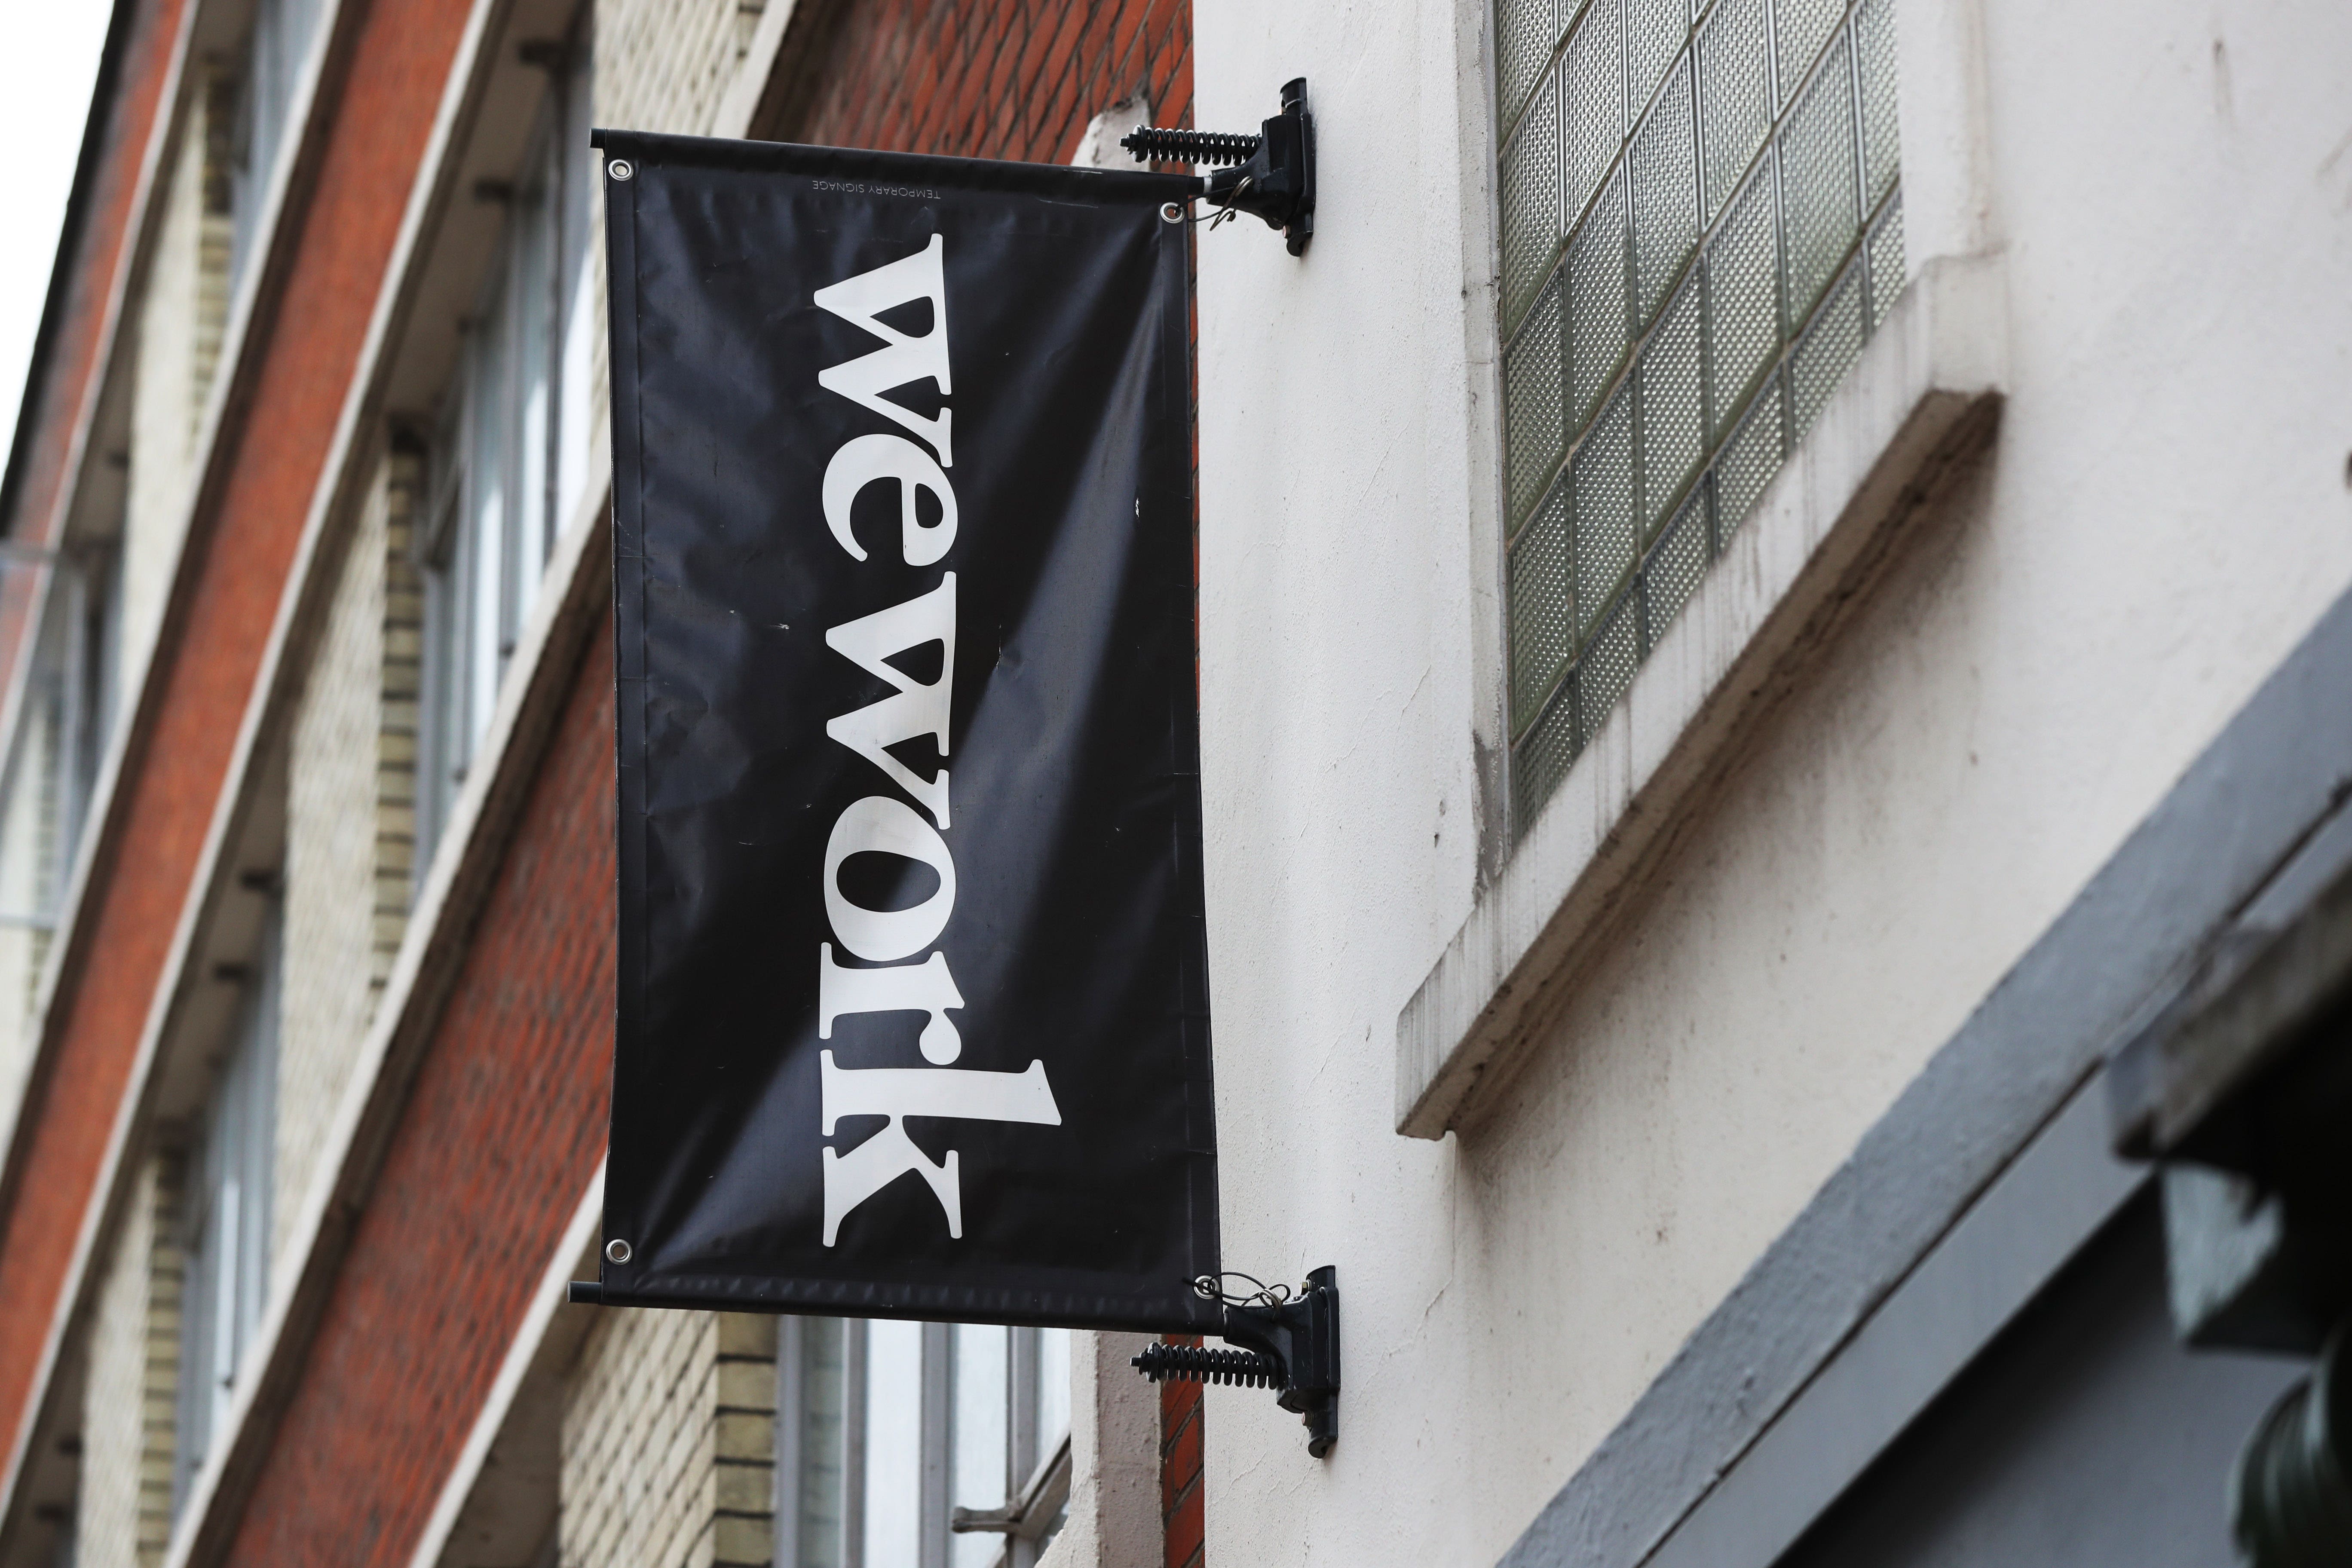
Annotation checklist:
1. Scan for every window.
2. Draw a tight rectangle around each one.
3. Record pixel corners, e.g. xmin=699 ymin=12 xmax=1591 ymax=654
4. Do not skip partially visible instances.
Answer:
xmin=418 ymin=23 xmax=597 ymax=869
xmin=1496 ymin=0 xmax=1903 ymax=833
xmin=778 ymin=1320 xmax=1073 ymax=1568
xmin=174 ymin=897 xmax=281 ymax=1510
xmin=227 ymin=0 xmax=328 ymax=285
xmin=0 ymin=540 xmax=124 ymax=995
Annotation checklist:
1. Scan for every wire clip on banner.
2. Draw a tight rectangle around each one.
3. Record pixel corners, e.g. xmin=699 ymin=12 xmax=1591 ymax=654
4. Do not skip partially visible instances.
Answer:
xmin=1124 ymin=78 xmax=1317 ymax=256
xmin=1131 ymin=1266 xmax=1341 ymax=1456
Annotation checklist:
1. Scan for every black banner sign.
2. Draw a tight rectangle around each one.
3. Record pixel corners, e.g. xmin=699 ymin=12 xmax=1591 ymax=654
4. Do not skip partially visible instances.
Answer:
xmin=594 ymin=130 xmax=1219 ymax=1332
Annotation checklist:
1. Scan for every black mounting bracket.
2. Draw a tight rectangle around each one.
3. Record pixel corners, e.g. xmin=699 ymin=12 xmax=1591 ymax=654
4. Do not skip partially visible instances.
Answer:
xmin=1131 ymin=1265 xmax=1341 ymax=1456
xmin=1121 ymin=78 xmax=1317 ymax=256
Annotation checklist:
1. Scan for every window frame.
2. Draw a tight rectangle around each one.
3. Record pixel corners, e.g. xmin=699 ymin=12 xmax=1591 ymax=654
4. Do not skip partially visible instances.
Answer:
xmin=0 ymin=535 xmax=125 ymax=946
xmin=1491 ymin=0 xmax=1907 ymax=843
xmin=413 ymin=17 xmax=597 ymax=879
xmin=172 ymin=895 xmax=282 ymax=1516
xmin=1406 ymin=0 xmax=2007 ymax=1139
xmin=776 ymin=1317 xmax=1073 ymax=1568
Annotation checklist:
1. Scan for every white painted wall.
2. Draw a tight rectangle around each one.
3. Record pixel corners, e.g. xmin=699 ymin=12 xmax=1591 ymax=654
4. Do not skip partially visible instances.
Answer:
xmin=1184 ymin=0 xmax=2352 ymax=1562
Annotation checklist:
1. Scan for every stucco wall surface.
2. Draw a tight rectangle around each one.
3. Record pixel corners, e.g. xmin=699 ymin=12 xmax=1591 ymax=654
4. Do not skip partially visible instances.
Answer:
xmin=1186 ymin=0 xmax=2352 ymax=1562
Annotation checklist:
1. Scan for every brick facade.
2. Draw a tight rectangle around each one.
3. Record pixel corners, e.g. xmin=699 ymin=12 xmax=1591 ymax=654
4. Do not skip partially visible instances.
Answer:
xmin=74 ymin=1154 xmax=181 ymax=1568
xmin=279 ymin=458 xmax=389 ymax=1268
xmin=768 ymin=0 xmax=1191 ymax=164
xmin=1158 ymin=1342 xmax=1203 ymax=1568
xmin=0 ymin=0 xmax=1204 ymax=1564
xmin=564 ymin=1310 xmax=778 ymax=1568
xmin=0 ymin=0 xmax=476 ymax=1462
xmin=375 ymin=447 xmax=424 ymax=987
xmin=221 ymin=621 xmax=617 ymax=1565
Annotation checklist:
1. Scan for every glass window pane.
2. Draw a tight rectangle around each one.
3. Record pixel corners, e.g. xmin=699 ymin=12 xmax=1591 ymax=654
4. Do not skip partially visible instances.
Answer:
xmin=1565 ymin=168 xmax=1630 ymax=441
xmin=1571 ymin=387 xmax=1635 ymax=643
xmin=1856 ymin=0 xmax=1899 ymax=209
xmin=553 ymin=28 xmax=598 ymax=536
xmin=1704 ymin=165 xmax=1780 ymax=435
xmin=1774 ymin=0 xmax=1846 ymax=99
xmin=1509 ymin=481 xmax=1574 ymax=735
xmin=466 ymin=473 xmax=502 ymax=759
xmin=1789 ymin=267 xmax=1866 ymax=443
xmin=1511 ymin=667 xmax=1580 ymax=830
xmin=1496 ymin=0 xmax=1559 ymax=134
xmin=1505 ymin=280 xmax=1567 ymax=527
xmin=1561 ymin=0 xmax=1625 ymax=228
xmin=1502 ymin=0 xmax=1899 ymax=836
xmin=1642 ymin=490 xmax=1710 ymax=637
xmin=1628 ymin=58 xmax=1697 ymax=329
xmin=463 ymin=284 xmax=510 ymax=765
xmin=1778 ymin=32 xmax=1859 ymax=324
xmin=794 ymin=1320 xmax=849 ymax=1568
xmin=1034 ymin=1329 xmax=1070 ymax=1461
xmin=174 ymin=897 xmax=278 ymax=1519
xmin=513 ymin=159 xmax=554 ymax=611
xmin=951 ymin=1325 xmax=1009 ymax=1568
xmin=864 ymin=1319 xmax=924 ymax=1568
xmin=1639 ymin=279 xmax=1704 ymax=535
xmin=1625 ymin=0 xmax=1687 ymax=119
xmin=1698 ymin=0 xmax=1771 ymax=222
xmin=1500 ymin=70 xmax=1562 ymax=331
xmin=1867 ymin=193 xmax=1906 ymax=328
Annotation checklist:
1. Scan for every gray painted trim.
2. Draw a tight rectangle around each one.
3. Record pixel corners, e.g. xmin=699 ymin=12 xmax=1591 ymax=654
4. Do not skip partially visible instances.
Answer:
xmin=1498 ymin=581 xmax=2352 ymax=1568
xmin=1646 ymin=1078 xmax=2144 ymax=1568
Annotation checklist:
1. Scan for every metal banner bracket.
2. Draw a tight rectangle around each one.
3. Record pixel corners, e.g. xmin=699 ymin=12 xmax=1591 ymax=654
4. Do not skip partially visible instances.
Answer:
xmin=1130 ymin=1265 xmax=1341 ymax=1456
xmin=1122 ymin=78 xmax=1317 ymax=256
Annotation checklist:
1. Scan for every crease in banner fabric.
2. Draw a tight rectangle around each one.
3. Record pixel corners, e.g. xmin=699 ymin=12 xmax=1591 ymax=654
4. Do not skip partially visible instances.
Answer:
xmin=596 ymin=129 xmax=1219 ymax=1332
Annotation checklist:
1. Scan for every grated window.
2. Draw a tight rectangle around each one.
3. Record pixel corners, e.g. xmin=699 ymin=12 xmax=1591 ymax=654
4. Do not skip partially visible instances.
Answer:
xmin=1497 ymin=0 xmax=1903 ymax=836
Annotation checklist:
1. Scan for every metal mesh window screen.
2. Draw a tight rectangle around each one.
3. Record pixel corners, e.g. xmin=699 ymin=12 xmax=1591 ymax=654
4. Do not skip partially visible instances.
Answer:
xmin=1498 ymin=0 xmax=1903 ymax=837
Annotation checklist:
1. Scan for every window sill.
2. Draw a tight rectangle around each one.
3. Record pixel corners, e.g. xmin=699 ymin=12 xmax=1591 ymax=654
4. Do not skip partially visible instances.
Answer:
xmin=1398 ymin=254 xmax=2009 ymax=1139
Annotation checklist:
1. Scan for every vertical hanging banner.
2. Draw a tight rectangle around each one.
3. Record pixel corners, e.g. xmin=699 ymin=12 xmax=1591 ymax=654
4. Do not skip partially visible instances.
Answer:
xmin=592 ymin=130 xmax=1219 ymax=1332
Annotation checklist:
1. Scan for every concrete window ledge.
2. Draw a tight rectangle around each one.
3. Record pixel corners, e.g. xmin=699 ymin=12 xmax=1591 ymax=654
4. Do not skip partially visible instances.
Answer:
xmin=1397 ymin=253 xmax=2010 ymax=1140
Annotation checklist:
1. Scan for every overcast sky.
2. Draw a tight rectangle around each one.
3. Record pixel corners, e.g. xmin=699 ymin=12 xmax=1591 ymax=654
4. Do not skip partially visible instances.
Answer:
xmin=0 ymin=4 xmax=116 ymax=485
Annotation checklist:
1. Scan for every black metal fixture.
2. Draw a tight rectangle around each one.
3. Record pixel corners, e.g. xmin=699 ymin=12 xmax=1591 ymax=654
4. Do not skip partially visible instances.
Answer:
xmin=2234 ymin=1323 xmax=2352 ymax=1566
xmin=1121 ymin=78 xmax=1316 ymax=256
xmin=1131 ymin=1266 xmax=1340 ymax=1456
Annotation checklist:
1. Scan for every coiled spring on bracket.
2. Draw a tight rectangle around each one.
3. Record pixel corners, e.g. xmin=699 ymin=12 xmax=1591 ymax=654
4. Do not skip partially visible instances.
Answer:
xmin=1118 ymin=127 xmax=1262 ymax=166
xmin=1130 ymin=1341 xmax=1282 ymax=1388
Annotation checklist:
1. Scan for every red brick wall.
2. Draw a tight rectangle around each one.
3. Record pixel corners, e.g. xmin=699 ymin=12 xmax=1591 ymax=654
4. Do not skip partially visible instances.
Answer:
xmin=1161 ymin=1338 xmax=1206 ymax=1568
xmin=778 ymin=0 xmax=1192 ymax=163
xmin=100 ymin=0 xmax=1208 ymax=1560
xmin=224 ymin=622 xmax=617 ymax=1566
xmin=0 ymin=0 xmax=478 ymax=1476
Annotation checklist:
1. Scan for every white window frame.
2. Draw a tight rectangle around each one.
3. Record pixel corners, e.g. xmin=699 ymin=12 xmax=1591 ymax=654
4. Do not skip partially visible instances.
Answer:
xmin=416 ymin=16 xmax=596 ymax=874
xmin=173 ymin=896 xmax=282 ymax=1516
xmin=227 ymin=0 xmax=331 ymax=287
xmin=777 ymin=1318 xmax=1073 ymax=1568
xmin=1400 ymin=0 xmax=2008 ymax=1139
xmin=0 ymin=532 xmax=126 ymax=949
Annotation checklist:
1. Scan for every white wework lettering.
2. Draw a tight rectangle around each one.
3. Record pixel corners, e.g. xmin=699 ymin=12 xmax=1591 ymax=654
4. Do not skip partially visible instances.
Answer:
xmin=824 ymin=576 xmax=955 ymax=827
xmin=811 ymin=231 xmax=1063 ymax=1250
xmin=823 ymin=795 xmax=956 ymax=962
xmin=823 ymin=433 xmax=957 ymax=564
xmin=812 ymin=234 xmax=954 ymax=466
xmin=818 ymin=1051 xmax=1061 ymax=1244
xmin=818 ymin=943 xmax=965 ymax=1065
